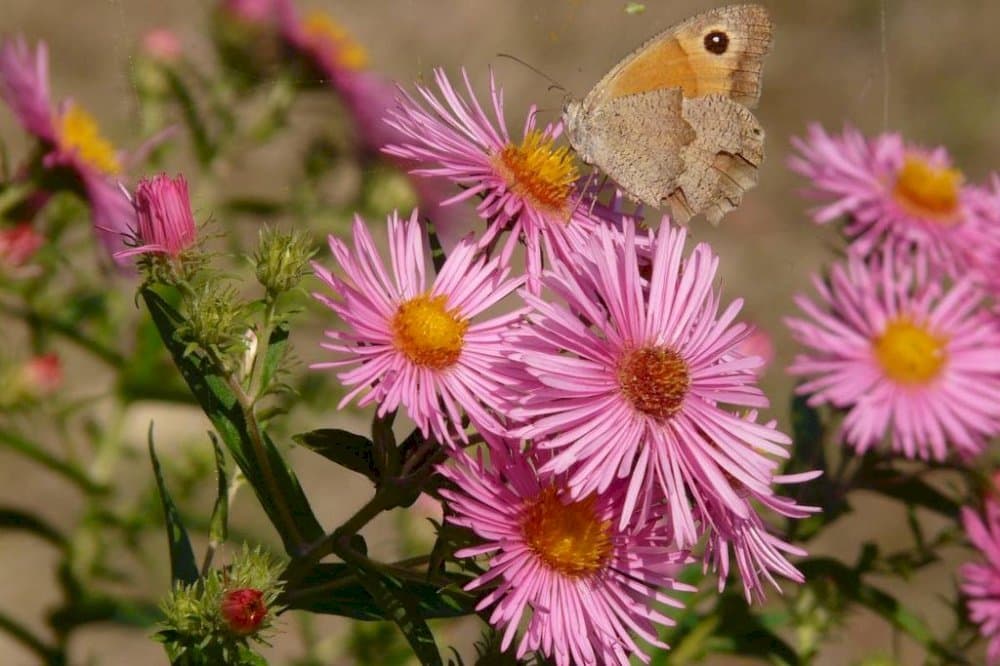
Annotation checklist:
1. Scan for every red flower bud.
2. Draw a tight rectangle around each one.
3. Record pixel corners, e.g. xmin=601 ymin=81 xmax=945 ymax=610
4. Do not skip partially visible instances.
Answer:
xmin=221 ymin=588 xmax=267 ymax=635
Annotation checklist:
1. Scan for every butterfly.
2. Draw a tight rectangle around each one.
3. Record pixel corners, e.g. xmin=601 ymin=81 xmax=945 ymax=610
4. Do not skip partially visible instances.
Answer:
xmin=563 ymin=4 xmax=773 ymax=224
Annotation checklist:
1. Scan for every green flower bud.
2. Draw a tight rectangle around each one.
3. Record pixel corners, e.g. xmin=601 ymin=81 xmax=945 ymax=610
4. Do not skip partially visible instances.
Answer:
xmin=253 ymin=227 xmax=316 ymax=296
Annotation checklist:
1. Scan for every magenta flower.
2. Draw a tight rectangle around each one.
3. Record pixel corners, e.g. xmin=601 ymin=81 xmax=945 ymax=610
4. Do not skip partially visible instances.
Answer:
xmin=311 ymin=210 xmax=524 ymax=445
xmin=116 ymin=174 xmax=197 ymax=259
xmin=790 ymin=124 xmax=994 ymax=276
xmin=507 ymin=220 xmax=791 ymax=547
xmin=438 ymin=441 xmax=691 ymax=666
xmin=786 ymin=250 xmax=1000 ymax=460
xmin=0 ymin=37 xmax=134 ymax=263
xmin=270 ymin=5 xmax=471 ymax=250
xmin=384 ymin=68 xmax=613 ymax=286
xmin=961 ymin=500 xmax=1000 ymax=664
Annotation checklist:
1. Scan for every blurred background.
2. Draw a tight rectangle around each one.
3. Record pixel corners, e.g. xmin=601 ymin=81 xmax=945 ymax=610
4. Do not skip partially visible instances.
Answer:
xmin=2 ymin=0 xmax=999 ymax=663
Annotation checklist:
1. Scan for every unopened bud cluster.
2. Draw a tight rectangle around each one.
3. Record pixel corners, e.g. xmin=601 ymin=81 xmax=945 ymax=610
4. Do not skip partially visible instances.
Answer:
xmin=158 ymin=545 xmax=283 ymax=665
xmin=177 ymin=285 xmax=250 ymax=370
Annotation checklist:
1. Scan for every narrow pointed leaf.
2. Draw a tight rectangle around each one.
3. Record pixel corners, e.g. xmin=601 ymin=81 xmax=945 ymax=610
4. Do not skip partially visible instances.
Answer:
xmin=142 ymin=288 xmax=323 ymax=554
xmin=148 ymin=426 xmax=199 ymax=585
xmin=208 ymin=433 xmax=229 ymax=546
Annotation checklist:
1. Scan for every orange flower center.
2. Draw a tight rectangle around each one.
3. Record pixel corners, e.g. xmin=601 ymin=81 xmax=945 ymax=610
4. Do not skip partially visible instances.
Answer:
xmin=301 ymin=11 xmax=368 ymax=70
xmin=873 ymin=317 xmax=947 ymax=385
xmin=58 ymin=103 xmax=121 ymax=175
xmin=893 ymin=156 xmax=962 ymax=222
xmin=391 ymin=293 xmax=467 ymax=370
xmin=521 ymin=486 xmax=613 ymax=578
xmin=493 ymin=131 xmax=578 ymax=217
xmin=617 ymin=345 xmax=691 ymax=419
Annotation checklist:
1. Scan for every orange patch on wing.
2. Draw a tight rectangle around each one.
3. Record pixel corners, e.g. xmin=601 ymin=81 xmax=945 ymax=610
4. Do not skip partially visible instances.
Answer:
xmin=608 ymin=40 xmax=743 ymax=100
xmin=607 ymin=38 xmax=698 ymax=98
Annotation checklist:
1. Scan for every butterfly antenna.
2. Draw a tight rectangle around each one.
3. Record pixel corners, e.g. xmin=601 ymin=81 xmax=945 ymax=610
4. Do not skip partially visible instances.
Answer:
xmin=497 ymin=52 xmax=567 ymax=95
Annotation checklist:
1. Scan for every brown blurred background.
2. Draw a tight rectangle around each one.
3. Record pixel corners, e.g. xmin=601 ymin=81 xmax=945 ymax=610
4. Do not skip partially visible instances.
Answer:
xmin=2 ymin=0 xmax=999 ymax=664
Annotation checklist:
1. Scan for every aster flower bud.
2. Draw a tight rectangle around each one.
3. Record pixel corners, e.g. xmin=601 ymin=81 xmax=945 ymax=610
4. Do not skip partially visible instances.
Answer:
xmin=125 ymin=174 xmax=198 ymax=258
xmin=157 ymin=545 xmax=283 ymax=665
xmin=140 ymin=28 xmax=182 ymax=63
xmin=220 ymin=588 xmax=267 ymax=636
xmin=0 ymin=223 xmax=44 ymax=274
xmin=253 ymin=226 xmax=316 ymax=296
xmin=0 ymin=353 xmax=62 ymax=408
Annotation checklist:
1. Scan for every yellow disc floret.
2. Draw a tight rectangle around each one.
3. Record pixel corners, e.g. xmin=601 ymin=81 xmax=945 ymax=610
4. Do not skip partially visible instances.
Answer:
xmin=391 ymin=293 xmax=468 ymax=370
xmin=494 ymin=131 xmax=578 ymax=218
xmin=617 ymin=345 xmax=691 ymax=420
xmin=58 ymin=103 xmax=121 ymax=175
xmin=893 ymin=155 xmax=963 ymax=222
xmin=521 ymin=486 xmax=613 ymax=578
xmin=874 ymin=317 xmax=947 ymax=385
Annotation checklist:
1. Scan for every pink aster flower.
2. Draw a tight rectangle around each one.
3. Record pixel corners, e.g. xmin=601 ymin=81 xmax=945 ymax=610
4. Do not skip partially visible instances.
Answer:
xmin=508 ymin=220 xmax=792 ymax=547
xmin=691 ymin=415 xmax=820 ymax=601
xmin=271 ymin=5 xmax=471 ymax=249
xmin=311 ymin=210 xmax=524 ymax=445
xmin=438 ymin=442 xmax=691 ymax=666
xmin=961 ymin=500 xmax=1000 ymax=664
xmin=116 ymin=173 xmax=197 ymax=259
xmin=786 ymin=250 xmax=1000 ymax=460
xmin=789 ymin=124 xmax=993 ymax=276
xmin=385 ymin=68 xmax=614 ymax=287
xmin=0 ymin=37 xmax=134 ymax=263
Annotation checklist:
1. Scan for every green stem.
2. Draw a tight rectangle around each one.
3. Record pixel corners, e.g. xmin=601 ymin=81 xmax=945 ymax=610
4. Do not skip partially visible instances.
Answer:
xmin=283 ymin=491 xmax=395 ymax=591
xmin=0 ymin=428 xmax=104 ymax=495
xmin=0 ymin=299 xmax=124 ymax=368
xmin=224 ymin=372 xmax=304 ymax=551
xmin=0 ymin=608 xmax=62 ymax=664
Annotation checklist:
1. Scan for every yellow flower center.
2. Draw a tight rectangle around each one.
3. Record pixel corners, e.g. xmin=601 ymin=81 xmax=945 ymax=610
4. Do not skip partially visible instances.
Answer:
xmin=58 ymin=103 xmax=121 ymax=175
xmin=301 ymin=11 xmax=368 ymax=70
xmin=521 ymin=486 xmax=613 ymax=578
xmin=493 ymin=131 xmax=578 ymax=217
xmin=617 ymin=346 xmax=690 ymax=419
xmin=893 ymin=156 xmax=963 ymax=221
xmin=391 ymin=294 xmax=468 ymax=370
xmin=873 ymin=317 xmax=947 ymax=385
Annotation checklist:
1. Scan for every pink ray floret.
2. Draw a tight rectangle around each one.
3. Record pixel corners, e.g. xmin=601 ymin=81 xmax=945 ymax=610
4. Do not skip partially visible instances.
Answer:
xmin=311 ymin=210 xmax=524 ymax=445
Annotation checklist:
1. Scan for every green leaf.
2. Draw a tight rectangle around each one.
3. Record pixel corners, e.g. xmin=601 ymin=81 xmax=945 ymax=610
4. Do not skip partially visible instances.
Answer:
xmin=287 ymin=564 xmax=475 ymax=621
xmin=427 ymin=521 xmax=478 ymax=577
xmin=142 ymin=288 xmax=323 ymax=554
xmin=258 ymin=322 xmax=289 ymax=395
xmin=148 ymin=427 xmax=199 ymax=586
xmin=350 ymin=567 xmax=443 ymax=666
xmin=292 ymin=428 xmax=378 ymax=482
xmin=372 ymin=411 xmax=401 ymax=480
xmin=208 ymin=433 xmax=229 ymax=547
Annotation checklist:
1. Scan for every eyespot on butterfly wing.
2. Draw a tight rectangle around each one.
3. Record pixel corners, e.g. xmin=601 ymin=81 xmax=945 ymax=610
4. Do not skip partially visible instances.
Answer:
xmin=563 ymin=4 xmax=774 ymax=224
